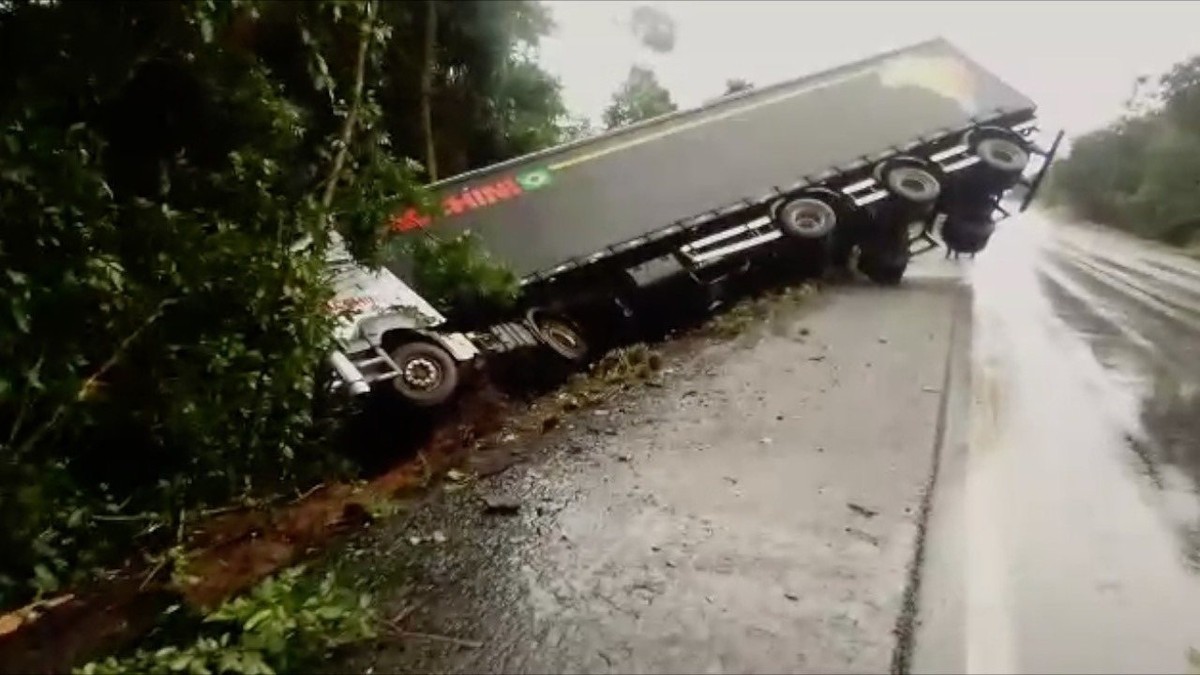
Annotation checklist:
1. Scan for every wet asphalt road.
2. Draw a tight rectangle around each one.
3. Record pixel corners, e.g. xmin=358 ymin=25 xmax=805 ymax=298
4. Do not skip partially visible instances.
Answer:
xmin=915 ymin=213 xmax=1200 ymax=674
xmin=336 ymin=212 xmax=1200 ymax=674
xmin=337 ymin=270 xmax=966 ymax=674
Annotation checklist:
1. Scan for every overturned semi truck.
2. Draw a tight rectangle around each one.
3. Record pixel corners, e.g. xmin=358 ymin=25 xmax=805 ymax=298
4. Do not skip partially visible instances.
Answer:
xmin=326 ymin=37 xmax=1062 ymax=405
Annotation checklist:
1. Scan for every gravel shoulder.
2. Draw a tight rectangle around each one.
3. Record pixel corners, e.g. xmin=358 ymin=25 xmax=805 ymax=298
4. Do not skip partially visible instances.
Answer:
xmin=331 ymin=272 xmax=970 ymax=674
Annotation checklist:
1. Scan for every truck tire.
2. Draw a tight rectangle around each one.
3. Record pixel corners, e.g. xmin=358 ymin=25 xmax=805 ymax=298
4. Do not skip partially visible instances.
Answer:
xmin=775 ymin=196 xmax=837 ymax=240
xmin=858 ymin=217 xmax=910 ymax=286
xmin=941 ymin=215 xmax=996 ymax=255
xmin=975 ymin=136 xmax=1029 ymax=174
xmin=859 ymin=248 xmax=909 ymax=285
xmin=879 ymin=163 xmax=941 ymax=205
xmin=389 ymin=341 xmax=459 ymax=407
xmin=528 ymin=309 xmax=589 ymax=363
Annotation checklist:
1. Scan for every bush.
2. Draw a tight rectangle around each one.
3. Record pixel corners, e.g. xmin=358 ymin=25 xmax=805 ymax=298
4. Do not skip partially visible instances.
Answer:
xmin=397 ymin=231 xmax=521 ymax=319
xmin=77 ymin=566 xmax=377 ymax=675
xmin=0 ymin=0 xmax=420 ymax=608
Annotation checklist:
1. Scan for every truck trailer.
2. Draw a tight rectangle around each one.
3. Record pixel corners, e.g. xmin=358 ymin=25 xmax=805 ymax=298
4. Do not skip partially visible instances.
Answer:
xmin=327 ymin=37 xmax=1062 ymax=405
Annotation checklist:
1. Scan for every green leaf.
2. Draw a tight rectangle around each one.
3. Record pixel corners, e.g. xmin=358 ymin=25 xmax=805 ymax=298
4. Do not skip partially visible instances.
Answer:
xmin=243 ymin=607 xmax=273 ymax=631
xmin=10 ymin=304 xmax=30 ymax=334
xmin=32 ymin=564 xmax=58 ymax=593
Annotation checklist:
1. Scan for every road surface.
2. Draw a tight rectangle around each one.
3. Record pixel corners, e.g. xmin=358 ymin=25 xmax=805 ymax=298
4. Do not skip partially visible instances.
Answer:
xmin=334 ymin=212 xmax=1200 ymax=673
xmin=915 ymin=213 xmax=1200 ymax=674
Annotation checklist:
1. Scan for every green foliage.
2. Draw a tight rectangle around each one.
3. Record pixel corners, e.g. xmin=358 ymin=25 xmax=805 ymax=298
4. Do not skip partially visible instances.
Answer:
xmin=1161 ymin=55 xmax=1200 ymax=136
xmin=399 ymin=231 xmax=521 ymax=316
xmin=77 ymin=567 xmax=376 ymax=675
xmin=1044 ymin=51 xmax=1200 ymax=247
xmin=376 ymin=0 xmax=572 ymax=177
xmin=0 ymin=0 xmax=571 ymax=611
xmin=602 ymin=65 xmax=678 ymax=130
xmin=0 ymin=0 xmax=419 ymax=609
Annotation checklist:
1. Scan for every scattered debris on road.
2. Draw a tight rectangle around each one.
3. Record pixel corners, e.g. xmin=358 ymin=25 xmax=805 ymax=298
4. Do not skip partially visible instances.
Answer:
xmin=481 ymin=494 xmax=522 ymax=515
xmin=847 ymin=502 xmax=879 ymax=519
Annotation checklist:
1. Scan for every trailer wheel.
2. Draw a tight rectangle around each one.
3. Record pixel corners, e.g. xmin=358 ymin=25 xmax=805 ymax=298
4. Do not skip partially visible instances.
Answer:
xmin=389 ymin=341 xmax=458 ymax=406
xmin=775 ymin=196 xmax=837 ymax=240
xmin=859 ymin=249 xmax=909 ymax=285
xmin=858 ymin=216 xmax=910 ymax=286
xmin=941 ymin=215 xmax=996 ymax=255
xmin=528 ymin=309 xmax=589 ymax=363
xmin=975 ymin=137 xmax=1029 ymax=174
xmin=880 ymin=164 xmax=941 ymax=204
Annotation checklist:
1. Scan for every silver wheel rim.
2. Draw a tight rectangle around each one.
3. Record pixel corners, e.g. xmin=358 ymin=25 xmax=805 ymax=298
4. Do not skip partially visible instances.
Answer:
xmin=782 ymin=199 xmax=835 ymax=238
xmin=400 ymin=356 xmax=442 ymax=391
xmin=888 ymin=167 xmax=940 ymax=201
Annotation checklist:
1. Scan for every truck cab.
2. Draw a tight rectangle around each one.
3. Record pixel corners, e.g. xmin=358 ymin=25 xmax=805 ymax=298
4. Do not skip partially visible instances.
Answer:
xmin=323 ymin=234 xmax=586 ymax=405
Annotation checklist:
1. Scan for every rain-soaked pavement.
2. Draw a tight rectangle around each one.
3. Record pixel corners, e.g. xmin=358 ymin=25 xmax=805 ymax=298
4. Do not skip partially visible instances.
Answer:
xmin=915 ymin=213 xmax=1200 ymax=674
xmin=333 ymin=212 xmax=1200 ymax=674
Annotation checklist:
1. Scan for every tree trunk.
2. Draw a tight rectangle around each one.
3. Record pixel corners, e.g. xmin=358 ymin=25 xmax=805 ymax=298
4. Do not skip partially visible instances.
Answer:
xmin=321 ymin=0 xmax=376 ymax=209
xmin=419 ymin=0 xmax=438 ymax=181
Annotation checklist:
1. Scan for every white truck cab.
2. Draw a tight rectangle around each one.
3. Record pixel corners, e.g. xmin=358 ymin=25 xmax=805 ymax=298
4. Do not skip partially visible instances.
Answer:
xmin=323 ymin=234 xmax=479 ymax=405
xmin=321 ymin=233 xmax=587 ymax=406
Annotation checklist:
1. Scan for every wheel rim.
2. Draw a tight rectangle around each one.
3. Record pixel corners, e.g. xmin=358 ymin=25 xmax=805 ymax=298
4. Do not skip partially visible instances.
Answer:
xmin=401 ymin=356 xmax=442 ymax=391
xmin=781 ymin=198 xmax=836 ymax=238
xmin=887 ymin=166 xmax=940 ymax=202
xmin=539 ymin=318 xmax=584 ymax=357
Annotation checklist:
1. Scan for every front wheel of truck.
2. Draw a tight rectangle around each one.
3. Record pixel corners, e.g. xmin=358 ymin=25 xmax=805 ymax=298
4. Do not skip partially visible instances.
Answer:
xmin=389 ymin=341 xmax=459 ymax=407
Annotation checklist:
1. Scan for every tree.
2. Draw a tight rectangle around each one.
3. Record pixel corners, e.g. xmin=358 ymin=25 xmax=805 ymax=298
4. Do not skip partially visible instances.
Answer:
xmin=419 ymin=0 xmax=439 ymax=180
xmin=1160 ymin=55 xmax=1200 ymax=135
xmin=561 ymin=114 xmax=596 ymax=142
xmin=0 ymin=0 xmax=575 ymax=609
xmin=1044 ymin=50 xmax=1200 ymax=248
xmin=628 ymin=5 xmax=675 ymax=54
xmin=723 ymin=78 xmax=753 ymax=96
xmin=602 ymin=65 xmax=677 ymax=130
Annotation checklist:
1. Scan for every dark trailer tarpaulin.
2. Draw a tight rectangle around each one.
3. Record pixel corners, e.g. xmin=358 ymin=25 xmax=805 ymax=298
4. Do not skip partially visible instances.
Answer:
xmin=388 ymin=38 xmax=1036 ymax=280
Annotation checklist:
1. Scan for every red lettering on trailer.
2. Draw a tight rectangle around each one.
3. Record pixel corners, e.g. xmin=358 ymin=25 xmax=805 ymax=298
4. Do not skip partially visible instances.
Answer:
xmin=390 ymin=208 xmax=432 ymax=232
xmin=479 ymin=178 xmax=522 ymax=203
xmin=387 ymin=169 xmax=550 ymax=234
xmin=442 ymin=190 xmax=479 ymax=216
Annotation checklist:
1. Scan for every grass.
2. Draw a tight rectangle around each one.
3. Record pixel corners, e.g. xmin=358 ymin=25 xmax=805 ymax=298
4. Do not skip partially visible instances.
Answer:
xmin=702 ymin=281 xmax=818 ymax=339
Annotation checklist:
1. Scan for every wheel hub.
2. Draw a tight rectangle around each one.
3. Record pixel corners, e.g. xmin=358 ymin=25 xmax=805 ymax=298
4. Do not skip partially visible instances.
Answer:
xmin=792 ymin=209 xmax=825 ymax=234
xmin=402 ymin=357 xmax=440 ymax=390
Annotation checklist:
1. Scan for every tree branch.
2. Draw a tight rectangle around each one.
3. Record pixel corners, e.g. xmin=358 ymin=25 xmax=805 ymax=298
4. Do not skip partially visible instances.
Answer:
xmin=321 ymin=0 xmax=377 ymax=209
xmin=14 ymin=298 xmax=176 ymax=457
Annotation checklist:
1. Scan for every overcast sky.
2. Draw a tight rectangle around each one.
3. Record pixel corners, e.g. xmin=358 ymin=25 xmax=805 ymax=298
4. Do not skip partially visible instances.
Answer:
xmin=538 ymin=1 xmax=1200 ymax=139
